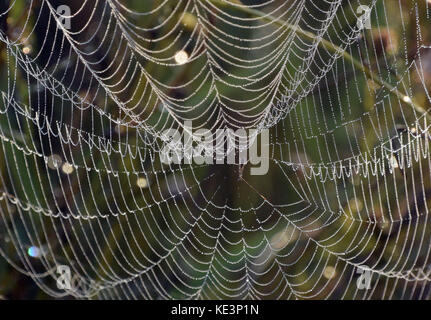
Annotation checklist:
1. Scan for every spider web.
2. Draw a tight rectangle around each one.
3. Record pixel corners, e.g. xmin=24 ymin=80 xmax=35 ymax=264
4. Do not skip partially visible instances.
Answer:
xmin=0 ymin=0 xmax=431 ymax=299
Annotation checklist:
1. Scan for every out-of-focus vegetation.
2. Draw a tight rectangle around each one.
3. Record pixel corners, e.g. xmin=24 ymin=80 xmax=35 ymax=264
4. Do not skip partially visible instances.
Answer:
xmin=0 ymin=0 xmax=430 ymax=299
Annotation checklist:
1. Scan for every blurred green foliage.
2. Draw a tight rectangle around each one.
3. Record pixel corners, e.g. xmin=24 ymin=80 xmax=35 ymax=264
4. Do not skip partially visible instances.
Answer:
xmin=0 ymin=0 xmax=430 ymax=299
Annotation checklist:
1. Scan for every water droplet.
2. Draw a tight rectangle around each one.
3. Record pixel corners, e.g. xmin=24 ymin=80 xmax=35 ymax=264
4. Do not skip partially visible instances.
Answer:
xmin=323 ymin=266 xmax=337 ymax=279
xmin=28 ymin=246 xmax=41 ymax=258
xmin=47 ymin=154 xmax=62 ymax=170
xmin=174 ymin=50 xmax=189 ymax=65
xmin=62 ymin=162 xmax=74 ymax=175
xmin=137 ymin=177 xmax=148 ymax=189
